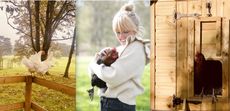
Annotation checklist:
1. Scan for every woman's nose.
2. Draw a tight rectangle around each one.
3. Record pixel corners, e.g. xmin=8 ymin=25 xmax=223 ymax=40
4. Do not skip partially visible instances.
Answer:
xmin=118 ymin=33 xmax=125 ymax=38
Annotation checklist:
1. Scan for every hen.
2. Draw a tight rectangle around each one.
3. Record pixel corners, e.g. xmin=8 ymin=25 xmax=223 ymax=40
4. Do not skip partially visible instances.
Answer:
xmin=21 ymin=51 xmax=53 ymax=75
xmin=88 ymin=47 xmax=118 ymax=101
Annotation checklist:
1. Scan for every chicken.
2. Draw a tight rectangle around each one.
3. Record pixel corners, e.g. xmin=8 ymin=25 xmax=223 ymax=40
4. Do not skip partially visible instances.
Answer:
xmin=88 ymin=47 xmax=118 ymax=100
xmin=35 ymin=52 xmax=53 ymax=74
xmin=21 ymin=51 xmax=42 ymax=74
xmin=194 ymin=52 xmax=222 ymax=96
xmin=96 ymin=47 xmax=119 ymax=66
xmin=92 ymin=47 xmax=118 ymax=88
xmin=21 ymin=51 xmax=53 ymax=75
xmin=194 ymin=52 xmax=206 ymax=95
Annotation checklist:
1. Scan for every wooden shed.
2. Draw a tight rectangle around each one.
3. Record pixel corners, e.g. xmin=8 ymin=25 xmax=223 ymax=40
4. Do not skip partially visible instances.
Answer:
xmin=150 ymin=0 xmax=230 ymax=110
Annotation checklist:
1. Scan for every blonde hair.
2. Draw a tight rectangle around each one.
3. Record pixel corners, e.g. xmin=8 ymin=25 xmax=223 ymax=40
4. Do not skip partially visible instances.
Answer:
xmin=112 ymin=3 xmax=143 ymax=36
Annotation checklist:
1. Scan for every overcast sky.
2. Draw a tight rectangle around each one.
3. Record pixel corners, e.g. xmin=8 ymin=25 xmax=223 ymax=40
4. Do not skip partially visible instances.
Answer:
xmin=0 ymin=7 xmax=18 ymax=45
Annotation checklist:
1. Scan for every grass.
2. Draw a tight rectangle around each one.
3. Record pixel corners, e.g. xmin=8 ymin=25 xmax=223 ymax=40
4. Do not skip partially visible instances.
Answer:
xmin=76 ymin=56 xmax=150 ymax=111
xmin=0 ymin=56 xmax=76 ymax=111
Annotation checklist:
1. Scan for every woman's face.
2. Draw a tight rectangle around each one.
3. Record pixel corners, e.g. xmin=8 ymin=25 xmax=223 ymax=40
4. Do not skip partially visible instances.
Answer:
xmin=115 ymin=31 xmax=134 ymax=45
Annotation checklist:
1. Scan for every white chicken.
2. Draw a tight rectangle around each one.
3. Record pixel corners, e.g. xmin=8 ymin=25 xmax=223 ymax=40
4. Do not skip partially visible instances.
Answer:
xmin=21 ymin=51 xmax=53 ymax=75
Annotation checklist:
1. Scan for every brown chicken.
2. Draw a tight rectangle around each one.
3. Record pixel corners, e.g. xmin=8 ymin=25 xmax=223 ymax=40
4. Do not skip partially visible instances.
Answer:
xmin=92 ymin=47 xmax=118 ymax=88
xmin=88 ymin=47 xmax=118 ymax=101
xmin=194 ymin=52 xmax=222 ymax=96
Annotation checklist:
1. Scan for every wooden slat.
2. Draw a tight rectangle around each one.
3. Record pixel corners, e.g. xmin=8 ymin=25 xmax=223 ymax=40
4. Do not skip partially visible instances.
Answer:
xmin=155 ymin=82 xmax=176 ymax=87
xmin=156 ymin=70 xmax=175 ymax=75
xmin=156 ymin=59 xmax=176 ymax=64
xmin=156 ymin=2 xmax=175 ymax=16
xmin=156 ymin=51 xmax=176 ymax=57
xmin=0 ymin=76 xmax=25 ymax=84
xmin=197 ymin=17 xmax=221 ymax=22
xmin=156 ymin=37 xmax=176 ymax=44
xmin=222 ymin=18 xmax=229 ymax=99
xmin=155 ymin=86 xmax=175 ymax=96
xmin=156 ymin=29 xmax=176 ymax=37
xmin=187 ymin=0 xmax=201 ymax=98
xmin=202 ymin=22 xmax=216 ymax=30
xmin=155 ymin=96 xmax=173 ymax=110
xmin=215 ymin=17 xmax=222 ymax=56
xmin=176 ymin=0 xmax=189 ymax=99
xmin=157 ymin=0 xmax=174 ymax=1
xmin=216 ymin=0 xmax=224 ymax=16
xmin=223 ymin=0 xmax=230 ymax=19
xmin=25 ymin=76 xmax=32 ymax=111
xmin=156 ymin=16 xmax=175 ymax=29
xmin=156 ymin=56 xmax=175 ymax=61
xmin=201 ymin=30 xmax=217 ymax=44
xmin=195 ymin=18 xmax=201 ymax=52
xmin=187 ymin=18 xmax=195 ymax=97
xmin=33 ymin=77 xmax=75 ymax=97
xmin=150 ymin=3 xmax=156 ymax=110
xmin=188 ymin=0 xmax=202 ymax=14
xmin=156 ymin=76 xmax=176 ymax=83
xmin=0 ymin=102 xmax=24 ymax=110
xmin=31 ymin=102 xmax=48 ymax=111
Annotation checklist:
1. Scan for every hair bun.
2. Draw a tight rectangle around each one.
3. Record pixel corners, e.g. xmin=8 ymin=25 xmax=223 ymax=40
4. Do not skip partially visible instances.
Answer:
xmin=120 ymin=3 xmax=135 ymax=12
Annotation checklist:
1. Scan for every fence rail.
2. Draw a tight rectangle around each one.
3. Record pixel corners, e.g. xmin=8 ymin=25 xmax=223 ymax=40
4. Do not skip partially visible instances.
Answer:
xmin=0 ymin=102 xmax=24 ymax=110
xmin=0 ymin=75 xmax=76 ymax=111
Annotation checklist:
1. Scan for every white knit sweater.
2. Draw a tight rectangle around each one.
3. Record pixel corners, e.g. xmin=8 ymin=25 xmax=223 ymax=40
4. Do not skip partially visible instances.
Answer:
xmin=89 ymin=40 xmax=146 ymax=105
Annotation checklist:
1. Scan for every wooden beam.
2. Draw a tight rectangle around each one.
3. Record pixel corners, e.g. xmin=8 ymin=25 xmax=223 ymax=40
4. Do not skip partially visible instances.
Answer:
xmin=31 ymin=102 xmax=48 ymax=111
xmin=25 ymin=76 xmax=32 ymax=111
xmin=33 ymin=77 xmax=75 ymax=97
xmin=0 ymin=76 xmax=25 ymax=84
xmin=0 ymin=102 xmax=24 ymax=110
xmin=150 ymin=2 xmax=156 ymax=110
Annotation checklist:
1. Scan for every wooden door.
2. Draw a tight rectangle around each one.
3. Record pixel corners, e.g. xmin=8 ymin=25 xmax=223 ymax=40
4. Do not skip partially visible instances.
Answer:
xmin=185 ymin=17 xmax=230 ymax=110
xmin=151 ymin=0 xmax=230 ymax=110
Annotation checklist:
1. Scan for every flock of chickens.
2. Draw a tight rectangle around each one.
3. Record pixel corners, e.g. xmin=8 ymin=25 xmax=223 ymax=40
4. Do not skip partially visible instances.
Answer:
xmin=21 ymin=51 xmax=53 ymax=75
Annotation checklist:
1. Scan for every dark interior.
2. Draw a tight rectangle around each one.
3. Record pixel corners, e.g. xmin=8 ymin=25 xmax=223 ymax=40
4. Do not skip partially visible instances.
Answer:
xmin=194 ymin=53 xmax=222 ymax=96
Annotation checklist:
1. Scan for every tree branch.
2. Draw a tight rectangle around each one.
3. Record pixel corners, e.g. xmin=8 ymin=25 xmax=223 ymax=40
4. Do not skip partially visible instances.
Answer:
xmin=5 ymin=12 xmax=30 ymax=37
xmin=51 ymin=37 xmax=73 ymax=41
xmin=52 ymin=1 xmax=68 ymax=25
xmin=5 ymin=1 xmax=24 ymax=7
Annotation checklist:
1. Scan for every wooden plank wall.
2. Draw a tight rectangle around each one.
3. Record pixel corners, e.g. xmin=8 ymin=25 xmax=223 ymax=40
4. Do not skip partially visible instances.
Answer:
xmin=153 ymin=0 xmax=176 ymax=110
xmin=152 ymin=0 xmax=230 ymax=110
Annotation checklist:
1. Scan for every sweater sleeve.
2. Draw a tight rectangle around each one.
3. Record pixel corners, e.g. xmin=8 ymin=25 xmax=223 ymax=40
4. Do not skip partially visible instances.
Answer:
xmin=89 ymin=42 xmax=145 ymax=88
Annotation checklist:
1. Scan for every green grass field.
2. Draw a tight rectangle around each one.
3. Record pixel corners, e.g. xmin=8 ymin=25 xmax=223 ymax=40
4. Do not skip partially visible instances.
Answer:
xmin=0 ymin=56 xmax=76 ymax=111
xmin=76 ymin=56 xmax=150 ymax=111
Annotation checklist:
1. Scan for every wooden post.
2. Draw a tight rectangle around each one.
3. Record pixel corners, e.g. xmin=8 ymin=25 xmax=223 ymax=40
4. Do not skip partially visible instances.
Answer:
xmin=25 ymin=75 xmax=32 ymax=111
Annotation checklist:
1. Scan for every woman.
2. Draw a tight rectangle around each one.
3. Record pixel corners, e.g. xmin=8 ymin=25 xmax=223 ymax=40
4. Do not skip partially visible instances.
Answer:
xmin=89 ymin=3 xmax=148 ymax=111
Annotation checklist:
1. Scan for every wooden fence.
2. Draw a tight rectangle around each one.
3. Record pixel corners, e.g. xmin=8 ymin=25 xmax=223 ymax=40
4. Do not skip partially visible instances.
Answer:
xmin=0 ymin=75 xmax=76 ymax=111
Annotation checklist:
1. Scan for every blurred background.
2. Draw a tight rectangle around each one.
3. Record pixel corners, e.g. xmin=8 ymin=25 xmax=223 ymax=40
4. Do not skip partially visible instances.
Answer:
xmin=76 ymin=0 xmax=150 ymax=111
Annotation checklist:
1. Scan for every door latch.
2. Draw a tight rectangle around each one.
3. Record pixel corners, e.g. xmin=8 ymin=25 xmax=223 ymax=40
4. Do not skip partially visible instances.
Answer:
xmin=173 ymin=10 xmax=201 ymax=22
xmin=206 ymin=0 xmax=212 ymax=17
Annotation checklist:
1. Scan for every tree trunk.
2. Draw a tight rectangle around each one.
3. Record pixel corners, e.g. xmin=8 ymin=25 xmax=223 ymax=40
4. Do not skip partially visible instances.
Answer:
xmin=27 ymin=1 xmax=36 ymax=52
xmin=42 ymin=1 xmax=55 ymax=61
xmin=35 ymin=1 xmax=40 ymax=52
xmin=64 ymin=27 xmax=76 ymax=78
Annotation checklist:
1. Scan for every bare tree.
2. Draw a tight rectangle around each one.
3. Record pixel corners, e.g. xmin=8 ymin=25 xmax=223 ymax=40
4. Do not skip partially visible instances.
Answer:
xmin=4 ymin=0 xmax=75 ymax=60
xmin=64 ymin=27 xmax=76 ymax=78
